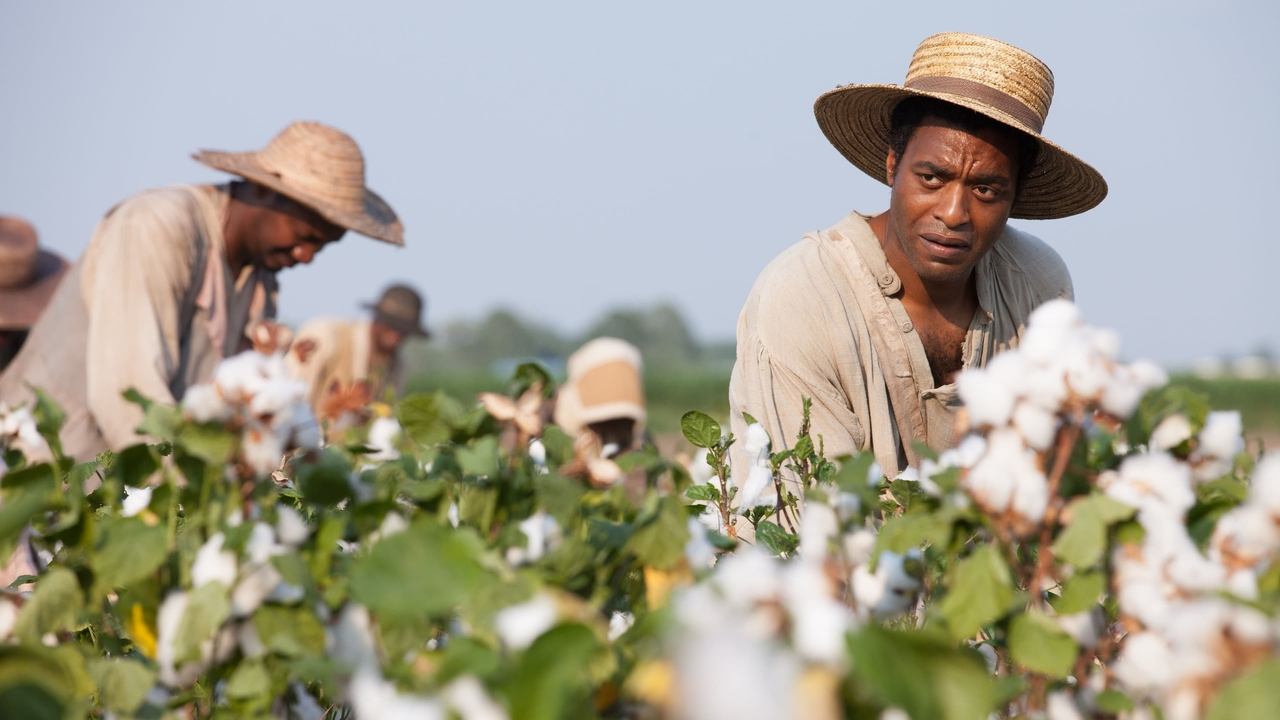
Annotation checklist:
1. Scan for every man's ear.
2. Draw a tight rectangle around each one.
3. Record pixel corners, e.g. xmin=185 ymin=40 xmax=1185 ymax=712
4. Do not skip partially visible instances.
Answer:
xmin=885 ymin=150 xmax=898 ymax=186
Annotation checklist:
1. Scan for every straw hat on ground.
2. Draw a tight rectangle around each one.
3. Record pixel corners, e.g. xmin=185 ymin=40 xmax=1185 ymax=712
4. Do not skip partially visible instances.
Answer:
xmin=363 ymin=283 xmax=430 ymax=339
xmin=554 ymin=338 xmax=646 ymax=437
xmin=814 ymin=32 xmax=1106 ymax=220
xmin=0 ymin=216 xmax=68 ymax=330
xmin=193 ymin=121 xmax=404 ymax=245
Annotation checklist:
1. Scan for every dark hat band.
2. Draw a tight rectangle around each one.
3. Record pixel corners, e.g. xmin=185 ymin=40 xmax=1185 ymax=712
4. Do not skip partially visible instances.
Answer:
xmin=905 ymin=76 xmax=1044 ymax=133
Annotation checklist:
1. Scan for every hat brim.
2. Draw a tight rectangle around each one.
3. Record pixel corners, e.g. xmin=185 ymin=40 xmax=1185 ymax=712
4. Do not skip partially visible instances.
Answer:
xmin=0 ymin=250 xmax=69 ymax=330
xmin=814 ymin=84 xmax=1107 ymax=220
xmin=192 ymin=150 xmax=405 ymax=246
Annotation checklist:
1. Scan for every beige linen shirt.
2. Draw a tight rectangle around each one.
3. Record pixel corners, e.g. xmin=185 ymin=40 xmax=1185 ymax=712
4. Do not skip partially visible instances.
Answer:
xmin=286 ymin=318 xmax=393 ymax=412
xmin=729 ymin=212 xmax=1072 ymax=507
xmin=0 ymin=184 xmax=277 ymax=460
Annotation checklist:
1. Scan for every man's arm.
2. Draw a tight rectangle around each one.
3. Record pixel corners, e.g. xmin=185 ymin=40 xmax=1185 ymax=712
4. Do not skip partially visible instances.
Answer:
xmin=82 ymin=191 xmax=201 ymax=449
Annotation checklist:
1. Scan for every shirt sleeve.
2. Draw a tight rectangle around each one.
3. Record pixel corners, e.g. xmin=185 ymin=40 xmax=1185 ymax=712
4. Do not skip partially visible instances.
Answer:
xmin=82 ymin=192 xmax=201 ymax=449
xmin=728 ymin=247 xmax=866 ymax=503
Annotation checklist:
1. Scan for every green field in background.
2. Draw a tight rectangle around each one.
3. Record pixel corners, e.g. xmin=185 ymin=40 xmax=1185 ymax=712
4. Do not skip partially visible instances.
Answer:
xmin=406 ymin=370 xmax=1280 ymax=442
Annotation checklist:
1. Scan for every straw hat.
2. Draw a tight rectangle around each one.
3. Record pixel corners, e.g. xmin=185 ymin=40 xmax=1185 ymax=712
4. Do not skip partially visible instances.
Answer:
xmin=363 ymin=283 xmax=429 ymax=338
xmin=192 ymin=121 xmax=404 ymax=245
xmin=554 ymin=338 xmax=646 ymax=437
xmin=814 ymin=32 xmax=1107 ymax=219
xmin=0 ymin=216 xmax=68 ymax=330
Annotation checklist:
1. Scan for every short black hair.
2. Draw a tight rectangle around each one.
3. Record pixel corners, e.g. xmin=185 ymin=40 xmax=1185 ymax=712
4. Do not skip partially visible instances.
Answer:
xmin=887 ymin=96 xmax=1040 ymax=198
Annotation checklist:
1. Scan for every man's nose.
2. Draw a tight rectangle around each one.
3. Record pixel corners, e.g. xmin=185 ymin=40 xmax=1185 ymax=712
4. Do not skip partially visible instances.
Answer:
xmin=291 ymin=242 xmax=319 ymax=265
xmin=934 ymin=183 xmax=970 ymax=229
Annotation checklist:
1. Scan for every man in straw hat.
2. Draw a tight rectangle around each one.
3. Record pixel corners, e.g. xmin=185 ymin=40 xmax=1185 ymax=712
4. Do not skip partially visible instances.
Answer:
xmin=0 ymin=121 xmax=404 ymax=460
xmin=729 ymin=32 xmax=1107 ymax=513
xmin=0 ymin=216 xmax=68 ymax=371
xmin=287 ymin=283 xmax=429 ymax=419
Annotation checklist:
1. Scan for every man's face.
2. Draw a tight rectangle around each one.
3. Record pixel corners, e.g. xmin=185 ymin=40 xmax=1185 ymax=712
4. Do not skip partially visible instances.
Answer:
xmin=371 ymin=321 xmax=406 ymax=356
xmin=250 ymin=193 xmax=346 ymax=272
xmin=884 ymin=117 xmax=1021 ymax=287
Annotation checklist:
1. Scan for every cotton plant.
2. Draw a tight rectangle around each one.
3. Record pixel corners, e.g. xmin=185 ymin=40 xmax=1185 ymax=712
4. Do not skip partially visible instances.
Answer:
xmin=0 ymin=400 xmax=48 ymax=473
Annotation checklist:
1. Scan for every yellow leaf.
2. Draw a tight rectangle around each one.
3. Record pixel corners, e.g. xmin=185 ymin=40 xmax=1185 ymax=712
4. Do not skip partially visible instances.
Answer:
xmin=644 ymin=562 xmax=692 ymax=609
xmin=129 ymin=603 xmax=157 ymax=659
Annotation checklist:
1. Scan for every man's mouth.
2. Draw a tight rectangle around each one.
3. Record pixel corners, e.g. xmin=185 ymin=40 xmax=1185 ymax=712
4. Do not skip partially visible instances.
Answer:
xmin=920 ymin=232 xmax=971 ymax=259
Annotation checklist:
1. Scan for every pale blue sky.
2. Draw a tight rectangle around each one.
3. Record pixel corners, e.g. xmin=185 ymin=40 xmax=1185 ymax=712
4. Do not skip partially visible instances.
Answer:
xmin=2 ymin=1 xmax=1276 ymax=366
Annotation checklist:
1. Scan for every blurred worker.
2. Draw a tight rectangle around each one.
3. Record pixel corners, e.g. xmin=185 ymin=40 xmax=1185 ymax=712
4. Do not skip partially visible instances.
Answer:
xmin=288 ymin=283 xmax=429 ymax=414
xmin=555 ymin=337 xmax=647 ymax=456
xmin=0 ymin=121 xmax=404 ymax=460
xmin=0 ymin=216 xmax=67 ymax=370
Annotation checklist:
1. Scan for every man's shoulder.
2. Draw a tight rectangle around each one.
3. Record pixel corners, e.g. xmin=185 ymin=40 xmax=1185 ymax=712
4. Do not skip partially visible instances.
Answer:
xmin=106 ymin=185 xmax=209 ymax=223
xmin=990 ymin=225 xmax=1073 ymax=296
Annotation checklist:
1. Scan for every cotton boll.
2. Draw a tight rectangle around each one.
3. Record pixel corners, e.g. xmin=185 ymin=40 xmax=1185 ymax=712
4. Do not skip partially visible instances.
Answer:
xmin=276 ymin=506 xmax=309 ymax=547
xmin=1056 ymin=609 xmax=1103 ymax=648
xmin=736 ymin=463 xmax=775 ymax=510
xmin=247 ymin=523 xmax=280 ymax=565
xmin=798 ymin=502 xmax=838 ymax=560
xmin=1047 ymin=691 xmax=1085 ymax=720
xmin=527 ymin=439 xmax=547 ymax=472
xmin=232 ymin=563 xmax=283 ymax=617
xmin=842 ymin=528 xmax=876 ymax=567
xmin=366 ymin=417 xmax=402 ymax=463
xmin=685 ymin=519 xmax=717 ymax=571
xmin=1011 ymin=401 xmax=1058 ymax=451
xmin=192 ymin=533 xmax=237 ymax=588
xmin=1113 ymin=632 xmax=1177 ymax=696
xmin=1103 ymin=452 xmax=1195 ymax=516
xmin=743 ymin=423 xmax=771 ymax=465
xmin=1009 ymin=470 xmax=1049 ymax=524
xmin=608 ymin=611 xmax=635 ymax=642
xmin=506 ymin=512 xmax=560 ymax=566
xmin=956 ymin=366 xmax=1016 ymax=428
xmin=1211 ymin=505 xmax=1280 ymax=569
xmin=781 ymin=562 xmax=852 ymax=665
xmin=155 ymin=591 xmax=191 ymax=687
xmin=122 ymin=486 xmax=153 ymax=518
xmin=1252 ymin=453 xmax=1280 ymax=516
xmin=350 ymin=670 xmax=447 ymax=720
xmin=494 ymin=594 xmax=558 ymax=650
xmin=288 ymin=682 xmax=327 ymax=720
xmin=213 ymin=352 xmax=269 ymax=401
xmin=1150 ymin=414 xmax=1193 ymax=451
xmin=712 ymin=547 xmax=780 ymax=605
xmin=1198 ymin=411 xmax=1243 ymax=460
xmin=964 ymin=428 xmax=1044 ymax=517
xmin=182 ymin=384 xmax=231 ymax=423
xmin=328 ymin=604 xmax=379 ymax=673
xmin=442 ymin=675 xmax=509 ymax=720
xmin=242 ymin=425 xmax=285 ymax=477
xmin=378 ymin=512 xmax=409 ymax=540
xmin=851 ymin=552 xmax=920 ymax=619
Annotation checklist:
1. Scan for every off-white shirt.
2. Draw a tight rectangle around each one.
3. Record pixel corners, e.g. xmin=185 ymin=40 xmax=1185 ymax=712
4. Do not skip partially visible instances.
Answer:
xmin=729 ymin=212 xmax=1072 ymax=520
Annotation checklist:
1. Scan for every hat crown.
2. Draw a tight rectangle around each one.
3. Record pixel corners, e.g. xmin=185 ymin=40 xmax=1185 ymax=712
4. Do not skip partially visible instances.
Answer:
xmin=374 ymin=284 xmax=423 ymax=321
xmin=256 ymin=121 xmax=368 ymax=213
xmin=0 ymin=217 xmax=38 ymax=288
xmin=904 ymin=32 xmax=1054 ymax=133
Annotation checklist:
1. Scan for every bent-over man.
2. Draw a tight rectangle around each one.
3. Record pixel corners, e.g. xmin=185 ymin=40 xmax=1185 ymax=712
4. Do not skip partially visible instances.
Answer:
xmin=0 ymin=121 xmax=404 ymax=460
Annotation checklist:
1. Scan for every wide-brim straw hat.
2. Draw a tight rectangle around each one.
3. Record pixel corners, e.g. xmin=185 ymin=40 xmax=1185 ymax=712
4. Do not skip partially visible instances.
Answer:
xmin=814 ymin=32 xmax=1107 ymax=220
xmin=192 ymin=121 xmax=404 ymax=245
xmin=0 ymin=216 xmax=68 ymax=330
xmin=362 ymin=283 xmax=430 ymax=339
xmin=554 ymin=337 xmax=646 ymax=437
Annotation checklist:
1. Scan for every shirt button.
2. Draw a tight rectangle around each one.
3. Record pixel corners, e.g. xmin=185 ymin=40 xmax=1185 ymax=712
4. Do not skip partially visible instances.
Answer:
xmin=878 ymin=273 xmax=895 ymax=287
xmin=901 ymin=321 xmax=914 ymax=332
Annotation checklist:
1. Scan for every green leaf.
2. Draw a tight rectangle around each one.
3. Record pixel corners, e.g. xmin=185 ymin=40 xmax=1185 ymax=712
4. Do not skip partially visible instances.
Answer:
xmin=937 ymin=545 xmax=1015 ymax=642
xmin=15 ymin=567 xmax=83 ymax=643
xmin=535 ymin=473 xmax=585 ymax=527
xmin=350 ymin=521 xmax=495 ymax=621
xmin=0 ymin=468 xmax=53 ymax=558
xmin=114 ymin=445 xmax=159 ymax=489
xmin=1094 ymin=689 xmax=1135 ymax=713
xmin=457 ymin=436 xmax=500 ymax=477
xmin=847 ymin=625 xmax=996 ymax=720
xmin=755 ymin=520 xmax=799 ymax=557
xmin=295 ymin=450 xmax=355 ymax=507
xmin=225 ymin=659 xmax=270 ymax=700
xmin=399 ymin=393 xmax=448 ymax=445
xmin=254 ymin=605 xmax=327 ymax=657
xmin=1052 ymin=493 xmax=1135 ymax=568
xmin=1050 ymin=571 xmax=1105 ymax=615
xmin=176 ymin=582 xmax=231 ymax=664
xmin=741 ymin=411 xmax=758 ymax=426
xmin=624 ymin=496 xmax=690 ymax=570
xmin=1206 ymin=659 xmax=1280 ymax=720
xmin=875 ymin=509 xmax=955 ymax=555
xmin=680 ymin=411 xmax=721 ymax=449
xmin=1128 ymin=385 xmax=1209 ymax=448
xmin=539 ymin=426 xmax=575 ymax=467
xmin=684 ymin=483 xmax=720 ymax=503
xmin=0 ymin=646 xmax=79 ymax=720
xmin=508 ymin=623 xmax=601 ymax=720
xmin=1008 ymin=611 xmax=1078 ymax=678
xmin=88 ymin=657 xmax=156 ymax=714
xmin=176 ymin=423 xmax=236 ymax=465
xmin=93 ymin=518 xmax=168 ymax=594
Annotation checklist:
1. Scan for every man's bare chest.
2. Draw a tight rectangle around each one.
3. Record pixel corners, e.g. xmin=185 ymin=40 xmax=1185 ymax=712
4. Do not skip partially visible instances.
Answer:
xmin=915 ymin=317 xmax=968 ymax=386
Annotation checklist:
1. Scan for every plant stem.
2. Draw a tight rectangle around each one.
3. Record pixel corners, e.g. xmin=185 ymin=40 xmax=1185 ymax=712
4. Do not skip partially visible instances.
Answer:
xmin=1030 ymin=422 xmax=1082 ymax=607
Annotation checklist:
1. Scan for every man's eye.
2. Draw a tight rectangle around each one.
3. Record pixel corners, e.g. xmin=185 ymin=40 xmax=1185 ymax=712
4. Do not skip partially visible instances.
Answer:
xmin=920 ymin=173 xmax=941 ymax=186
xmin=975 ymin=185 xmax=1000 ymax=199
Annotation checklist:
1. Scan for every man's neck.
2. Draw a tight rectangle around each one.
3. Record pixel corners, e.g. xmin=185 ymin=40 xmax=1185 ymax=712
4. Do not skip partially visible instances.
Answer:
xmin=222 ymin=189 xmax=251 ymax=277
xmin=867 ymin=212 xmax=976 ymax=317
